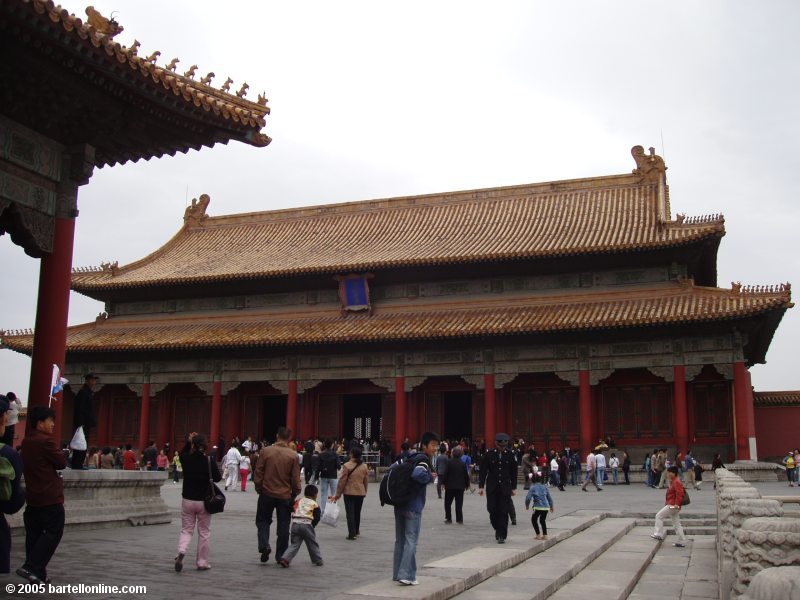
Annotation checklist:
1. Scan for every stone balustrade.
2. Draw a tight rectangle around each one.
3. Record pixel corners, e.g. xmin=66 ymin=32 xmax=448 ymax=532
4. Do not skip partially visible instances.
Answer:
xmin=714 ymin=467 xmax=800 ymax=599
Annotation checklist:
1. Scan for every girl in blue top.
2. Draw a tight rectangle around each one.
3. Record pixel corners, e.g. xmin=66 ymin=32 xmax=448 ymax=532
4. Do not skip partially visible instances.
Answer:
xmin=524 ymin=472 xmax=554 ymax=540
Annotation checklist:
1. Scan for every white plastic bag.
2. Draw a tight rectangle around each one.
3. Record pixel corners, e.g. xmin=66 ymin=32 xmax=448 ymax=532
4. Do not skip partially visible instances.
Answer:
xmin=70 ymin=426 xmax=87 ymax=451
xmin=320 ymin=501 xmax=340 ymax=527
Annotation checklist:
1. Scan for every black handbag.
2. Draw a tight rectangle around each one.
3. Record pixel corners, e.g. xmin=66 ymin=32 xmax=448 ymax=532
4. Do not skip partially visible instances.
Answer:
xmin=204 ymin=456 xmax=226 ymax=514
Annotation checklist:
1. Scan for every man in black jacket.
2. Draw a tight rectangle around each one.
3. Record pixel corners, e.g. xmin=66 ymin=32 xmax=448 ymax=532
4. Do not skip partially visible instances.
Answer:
xmin=479 ymin=432 xmax=518 ymax=544
xmin=441 ymin=446 xmax=470 ymax=524
xmin=70 ymin=373 xmax=98 ymax=469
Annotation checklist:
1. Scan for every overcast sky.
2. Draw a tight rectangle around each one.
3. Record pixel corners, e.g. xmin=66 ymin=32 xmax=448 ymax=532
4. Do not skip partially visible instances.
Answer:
xmin=2 ymin=1 xmax=799 ymax=404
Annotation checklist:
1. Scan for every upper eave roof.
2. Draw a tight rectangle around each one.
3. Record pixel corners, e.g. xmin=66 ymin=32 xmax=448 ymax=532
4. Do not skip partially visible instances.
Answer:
xmin=3 ymin=0 xmax=271 ymax=165
xmin=3 ymin=281 xmax=790 ymax=356
xmin=70 ymin=164 xmax=725 ymax=295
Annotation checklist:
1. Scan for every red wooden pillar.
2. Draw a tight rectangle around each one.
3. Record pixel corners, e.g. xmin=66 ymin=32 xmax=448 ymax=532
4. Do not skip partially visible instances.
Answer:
xmin=673 ymin=365 xmax=689 ymax=452
xmin=745 ymin=370 xmax=757 ymax=460
xmin=210 ymin=381 xmax=222 ymax=450
xmin=137 ymin=382 xmax=151 ymax=455
xmin=733 ymin=362 xmax=754 ymax=460
xmin=157 ymin=391 xmax=171 ymax=450
xmin=484 ymin=374 xmax=496 ymax=445
xmin=287 ymin=379 xmax=298 ymax=438
xmin=394 ymin=377 xmax=406 ymax=454
xmin=27 ymin=217 xmax=76 ymax=431
xmin=579 ymin=370 xmax=592 ymax=454
xmin=95 ymin=395 xmax=108 ymax=446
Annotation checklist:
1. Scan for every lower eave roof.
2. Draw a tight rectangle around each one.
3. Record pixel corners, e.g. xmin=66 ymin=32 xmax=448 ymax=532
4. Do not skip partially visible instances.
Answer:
xmin=1 ymin=282 xmax=791 ymax=355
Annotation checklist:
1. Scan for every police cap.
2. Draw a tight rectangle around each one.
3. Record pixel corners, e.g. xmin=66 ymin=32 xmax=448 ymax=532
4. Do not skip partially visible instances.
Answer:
xmin=494 ymin=432 xmax=511 ymax=444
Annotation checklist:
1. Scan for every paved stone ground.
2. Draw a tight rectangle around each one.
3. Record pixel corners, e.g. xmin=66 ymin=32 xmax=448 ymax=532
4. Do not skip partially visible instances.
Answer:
xmin=1 ymin=479 xmax=795 ymax=599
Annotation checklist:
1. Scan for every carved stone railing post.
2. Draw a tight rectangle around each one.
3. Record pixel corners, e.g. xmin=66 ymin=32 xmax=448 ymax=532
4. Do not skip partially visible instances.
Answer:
xmin=726 ymin=499 xmax=783 ymax=559
xmin=733 ymin=517 xmax=800 ymax=598
xmin=716 ymin=475 xmax=760 ymax=600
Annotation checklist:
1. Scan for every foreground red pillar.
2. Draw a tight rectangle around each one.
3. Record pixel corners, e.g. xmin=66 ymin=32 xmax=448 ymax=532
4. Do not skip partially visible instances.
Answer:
xmin=673 ymin=365 xmax=688 ymax=452
xmin=286 ymin=379 xmax=298 ymax=438
xmin=27 ymin=217 xmax=76 ymax=432
xmin=137 ymin=382 xmax=151 ymax=455
xmin=579 ymin=370 xmax=592 ymax=454
xmin=484 ymin=374 xmax=496 ymax=446
xmin=395 ymin=376 xmax=406 ymax=454
xmin=210 ymin=381 xmax=222 ymax=448
xmin=733 ymin=361 xmax=754 ymax=460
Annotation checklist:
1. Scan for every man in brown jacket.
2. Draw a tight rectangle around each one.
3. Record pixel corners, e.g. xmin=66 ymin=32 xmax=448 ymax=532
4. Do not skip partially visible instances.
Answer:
xmin=254 ymin=426 xmax=301 ymax=564
xmin=17 ymin=406 xmax=67 ymax=584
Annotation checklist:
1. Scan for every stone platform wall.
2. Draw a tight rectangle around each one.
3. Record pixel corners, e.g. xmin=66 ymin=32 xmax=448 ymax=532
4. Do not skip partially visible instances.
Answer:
xmin=7 ymin=470 xmax=171 ymax=535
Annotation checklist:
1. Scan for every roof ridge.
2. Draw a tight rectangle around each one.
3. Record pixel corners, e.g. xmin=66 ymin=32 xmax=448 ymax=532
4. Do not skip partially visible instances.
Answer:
xmin=198 ymin=173 xmax=649 ymax=227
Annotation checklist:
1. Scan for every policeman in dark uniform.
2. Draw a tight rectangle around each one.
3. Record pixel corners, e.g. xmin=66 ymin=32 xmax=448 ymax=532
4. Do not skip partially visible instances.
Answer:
xmin=479 ymin=432 xmax=518 ymax=543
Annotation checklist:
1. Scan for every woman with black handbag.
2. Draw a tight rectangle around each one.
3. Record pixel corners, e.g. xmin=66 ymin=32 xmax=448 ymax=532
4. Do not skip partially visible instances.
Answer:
xmin=175 ymin=432 xmax=222 ymax=572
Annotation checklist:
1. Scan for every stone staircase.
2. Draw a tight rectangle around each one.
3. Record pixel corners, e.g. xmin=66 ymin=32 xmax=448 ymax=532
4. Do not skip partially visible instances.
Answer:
xmin=331 ymin=511 xmax=718 ymax=600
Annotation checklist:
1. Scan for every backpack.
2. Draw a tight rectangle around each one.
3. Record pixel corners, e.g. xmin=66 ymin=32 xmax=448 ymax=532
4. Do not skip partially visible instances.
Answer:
xmin=569 ymin=453 xmax=580 ymax=469
xmin=0 ymin=443 xmax=14 ymax=502
xmin=319 ymin=451 xmax=339 ymax=479
xmin=379 ymin=454 xmax=430 ymax=507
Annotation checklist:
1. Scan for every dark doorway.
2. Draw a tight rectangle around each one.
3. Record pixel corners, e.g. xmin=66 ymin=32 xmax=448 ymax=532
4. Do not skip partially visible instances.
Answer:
xmin=342 ymin=394 xmax=382 ymax=442
xmin=262 ymin=395 xmax=287 ymax=443
xmin=444 ymin=391 xmax=472 ymax=441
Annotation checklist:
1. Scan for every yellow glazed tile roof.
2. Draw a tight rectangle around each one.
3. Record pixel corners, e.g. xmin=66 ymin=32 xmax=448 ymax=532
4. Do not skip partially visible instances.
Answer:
xmin=71 ymin=156 xmax=725 ymax=291
xmin=3 ymin=282 xmax=790 ymax=354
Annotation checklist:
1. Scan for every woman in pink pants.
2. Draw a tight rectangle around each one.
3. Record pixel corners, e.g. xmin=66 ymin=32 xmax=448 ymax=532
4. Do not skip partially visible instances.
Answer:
xmin=175 ymin=433 xmax=221 ymax=572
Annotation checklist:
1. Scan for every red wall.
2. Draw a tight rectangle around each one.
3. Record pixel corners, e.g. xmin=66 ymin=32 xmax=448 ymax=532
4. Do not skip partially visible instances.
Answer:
xmin=754 ymin=406 xmax=800 ymax=460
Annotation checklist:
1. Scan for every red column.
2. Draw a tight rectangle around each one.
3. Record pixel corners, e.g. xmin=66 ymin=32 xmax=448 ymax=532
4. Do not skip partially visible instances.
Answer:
xmin=210 ymin=381 xmax=222 ymax=449
xmin=733 ymin=362 xmax=754 ymax=460
xmin=733 ymin=361 xmax=756 ymax=460
xmin=745 ymin=370 xmax=757 ymax=460
xmin=484 ymin=374 xmax=496 ymax=446
xmin=394 ymin=377 xmax=406 ymax=454
xmin=157 ymin=392 xmax=171 ymax=450
xmin=674 ymin=365 xmax=688 ymax=452
xmin=579 ymin=370 xmax=592 ymax=454
xmin=96 ymin=394 xmax=110 ymax=447
xmin=286 ymin=379 xmax=298 ymax=438
xmin=137 ymin=382 xmax=151 ymax=456
xmin=26 ymin=217 xmax=76 ymax=430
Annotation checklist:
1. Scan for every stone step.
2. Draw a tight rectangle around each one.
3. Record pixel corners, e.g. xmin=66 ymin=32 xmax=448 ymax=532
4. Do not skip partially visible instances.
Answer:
xmin=329 ymin=511 xmax=608 ymax=600
xmin=635 ymin=518 xmax=717 ymax=527
xmin=629 ymin=535 xmax=718 ymax=600
xmin=452 ymin=517 xmax=637 ymax=599
xmin=548 ymin=526 xmax=662 ymax=600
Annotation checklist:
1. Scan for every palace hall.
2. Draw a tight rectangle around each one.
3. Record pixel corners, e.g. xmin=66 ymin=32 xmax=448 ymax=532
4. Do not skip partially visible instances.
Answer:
xmin=2 ymin=146 xmax=793 ymax=461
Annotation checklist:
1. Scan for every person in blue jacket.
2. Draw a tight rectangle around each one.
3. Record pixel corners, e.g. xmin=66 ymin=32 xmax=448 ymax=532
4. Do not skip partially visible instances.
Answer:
xmin=525 ymin=472 xmax=554 ymax=540
xmin=392 ymin=431 xmax=439 ymax=587
xmin=0 ymin=395 xmax=26 ymax=574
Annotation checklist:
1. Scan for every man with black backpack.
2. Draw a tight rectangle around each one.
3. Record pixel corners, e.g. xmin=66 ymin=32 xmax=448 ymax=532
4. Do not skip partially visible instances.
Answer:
xmin=317 ymin=439 xmax=339 ymax=514
xmin=380 ymin=431 xmax=439 ymax=587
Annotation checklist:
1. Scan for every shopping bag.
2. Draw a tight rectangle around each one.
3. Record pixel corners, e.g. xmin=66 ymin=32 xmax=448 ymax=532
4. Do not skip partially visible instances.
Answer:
xmin=70 ymin=426 xmax=87 ymax=451
xmin=320 ymin=501 xmax=340 ymax=527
